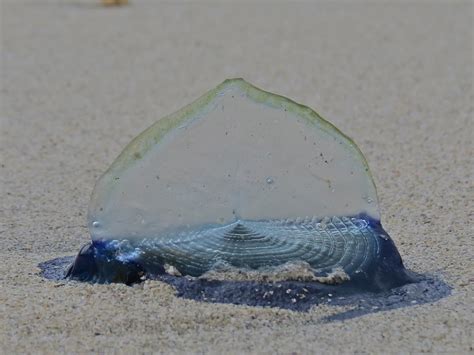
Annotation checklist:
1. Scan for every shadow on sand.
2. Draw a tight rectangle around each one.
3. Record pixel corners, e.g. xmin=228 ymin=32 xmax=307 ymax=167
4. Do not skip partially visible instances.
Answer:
xmin=39 ymin=256 xmax=451 ymax=322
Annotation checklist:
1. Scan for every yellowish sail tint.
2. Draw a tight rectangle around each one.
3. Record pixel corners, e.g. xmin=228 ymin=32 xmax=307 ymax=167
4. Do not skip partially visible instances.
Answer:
xmin=88 ymin=79 xmax=379 ymax=242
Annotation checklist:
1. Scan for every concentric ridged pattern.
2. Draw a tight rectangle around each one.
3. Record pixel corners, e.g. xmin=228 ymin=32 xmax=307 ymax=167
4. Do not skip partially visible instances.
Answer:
xmin=136 ymin=216 xmax=382 ymax=277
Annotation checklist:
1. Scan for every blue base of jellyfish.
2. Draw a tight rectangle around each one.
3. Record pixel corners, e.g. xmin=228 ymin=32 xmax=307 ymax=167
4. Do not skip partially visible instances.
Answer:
xmin=65 ymin=214 xmax=415 ymax=292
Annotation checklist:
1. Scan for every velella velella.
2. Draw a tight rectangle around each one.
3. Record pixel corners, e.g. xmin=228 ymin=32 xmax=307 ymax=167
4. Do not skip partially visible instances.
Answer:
xmin=66 ymin=78 xmax=414 ymax=292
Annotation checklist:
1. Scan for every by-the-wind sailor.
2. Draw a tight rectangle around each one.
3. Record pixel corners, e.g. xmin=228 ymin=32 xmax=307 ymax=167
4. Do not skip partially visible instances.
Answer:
xmin=67 ymin=78 xmax=413 ymax=291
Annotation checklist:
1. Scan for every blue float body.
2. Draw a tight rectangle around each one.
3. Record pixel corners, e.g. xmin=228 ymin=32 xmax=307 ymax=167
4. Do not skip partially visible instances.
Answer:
xmin=66 ymin=214 xmax=413 ymax=291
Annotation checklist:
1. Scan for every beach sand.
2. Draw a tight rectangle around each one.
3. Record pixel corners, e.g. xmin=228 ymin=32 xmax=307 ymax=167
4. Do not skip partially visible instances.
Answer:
xmin=1 ymin=1 xmax=473 ymax=353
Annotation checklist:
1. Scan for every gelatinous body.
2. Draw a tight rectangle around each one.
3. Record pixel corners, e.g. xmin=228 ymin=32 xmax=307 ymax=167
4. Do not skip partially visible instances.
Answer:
xmin=67 ymin=79 xmax=413 ymax=291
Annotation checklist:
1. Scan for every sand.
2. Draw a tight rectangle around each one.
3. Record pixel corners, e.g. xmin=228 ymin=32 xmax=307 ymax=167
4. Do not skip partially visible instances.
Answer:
xmin=1 ymin=0 xmax=473 ymax=353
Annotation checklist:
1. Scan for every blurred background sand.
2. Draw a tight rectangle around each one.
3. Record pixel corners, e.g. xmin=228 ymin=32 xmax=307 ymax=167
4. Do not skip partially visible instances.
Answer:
xmin=1 ymin=0 xmax=473 ymax=353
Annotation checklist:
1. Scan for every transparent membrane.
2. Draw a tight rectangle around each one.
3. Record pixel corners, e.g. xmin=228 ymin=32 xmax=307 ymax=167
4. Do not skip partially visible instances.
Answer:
xmin=89 ymin=79 xmax=379 ymax=242
xmin=67 ymin=79 xmax=411 ymax=290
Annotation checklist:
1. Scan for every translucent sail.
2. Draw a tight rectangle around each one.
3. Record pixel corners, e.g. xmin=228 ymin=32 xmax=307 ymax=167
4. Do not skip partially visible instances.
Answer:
xmin=67 ymin=79 xmax=411 ymax=290
xmin=88 ymin=79 xmax=379 ymax=242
